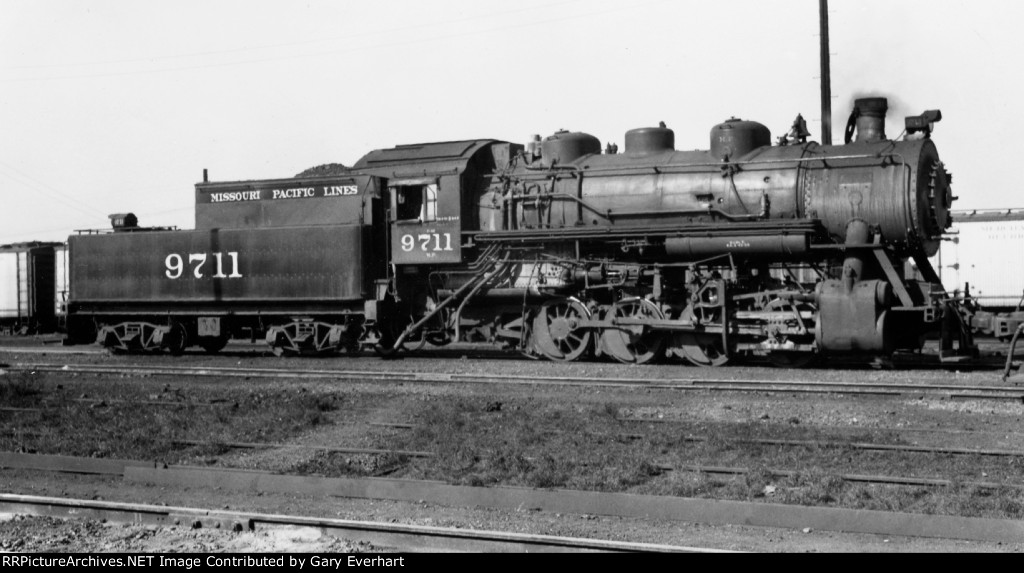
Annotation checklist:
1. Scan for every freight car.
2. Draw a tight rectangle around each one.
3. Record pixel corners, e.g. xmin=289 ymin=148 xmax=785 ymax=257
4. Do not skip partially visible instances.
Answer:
xmin=65 ymin=97 xmax=977 ymax=365
xmin=0 ymin=242 xmax=66 ymax=335
xmin=924 ymin=209 xmax=1024 ymax=339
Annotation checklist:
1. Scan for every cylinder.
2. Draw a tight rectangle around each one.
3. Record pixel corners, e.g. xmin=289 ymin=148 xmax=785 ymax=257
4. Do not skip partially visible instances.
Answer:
xmin=816 ymin=279 xmax=892 ymax=353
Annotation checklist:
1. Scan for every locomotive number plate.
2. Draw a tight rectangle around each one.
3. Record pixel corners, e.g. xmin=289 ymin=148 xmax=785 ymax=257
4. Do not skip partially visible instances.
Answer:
xmin=399 ymin=232 xmax=454 ymax=255
xmin=165 ymin=252 xmax=243 ymax=279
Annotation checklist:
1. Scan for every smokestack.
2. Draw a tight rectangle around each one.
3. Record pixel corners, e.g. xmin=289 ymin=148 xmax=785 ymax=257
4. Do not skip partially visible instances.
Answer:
xmin=854 ymin=97 xmax=888 ymax=143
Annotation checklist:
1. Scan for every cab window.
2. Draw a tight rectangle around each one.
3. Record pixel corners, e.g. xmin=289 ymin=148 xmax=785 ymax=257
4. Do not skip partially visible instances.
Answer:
xmin=394 ymin=183 xmax=438 ymax=222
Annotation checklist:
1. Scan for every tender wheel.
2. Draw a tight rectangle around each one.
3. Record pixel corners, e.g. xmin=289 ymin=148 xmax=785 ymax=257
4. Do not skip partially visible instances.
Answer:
xmin=338 ymin=320 xmax=364 ymax=356
xmin=199 ymin=335 xmax=229 ymax=354
xmin=341 ymin=339 xmax=362 ymax=355
xmin=164 ymin=322 xmax=189 ymax=356
xmin=599 ymin=299 xmax=665 ymax=364
xmin=532 ymin=298 xmax=592 ymax=362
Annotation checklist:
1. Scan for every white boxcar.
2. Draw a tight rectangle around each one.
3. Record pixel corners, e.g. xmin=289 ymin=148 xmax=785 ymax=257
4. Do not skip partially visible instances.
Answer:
xmin=54 ymin=243 xmax=68 ymax=320
xmin=0 ymin=249 xmax=24 ymax=321
xmin=0 ymin=242 xmax=62 ymax=333
xmin=933 ymin=210 xmax=1024 ymax=310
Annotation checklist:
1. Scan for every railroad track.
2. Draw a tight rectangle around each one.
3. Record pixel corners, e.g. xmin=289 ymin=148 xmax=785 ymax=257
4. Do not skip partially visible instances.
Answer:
xmin=6 ymin=423 xmax=1024 ymax=464
xmin=5 ymin=453 xmax=1024 ymax=545
xmin=8 ymin=362 xmax=1024 ymax=401
xmin=0 ymin=494 xmax=715 ymax=553
xmin=0 ymin=341 xmax=1013 ymax=371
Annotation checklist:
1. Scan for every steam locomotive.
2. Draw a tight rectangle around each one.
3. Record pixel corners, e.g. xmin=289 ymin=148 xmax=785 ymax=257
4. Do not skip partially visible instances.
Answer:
xmin=64 ymin=97 xmax=976 ymax=365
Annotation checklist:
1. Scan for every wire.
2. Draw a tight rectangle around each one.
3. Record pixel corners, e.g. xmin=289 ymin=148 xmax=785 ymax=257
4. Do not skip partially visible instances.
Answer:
xmin=0 ymin=205 xmax=192 ymax=241
xmin=0 ymin=162 xmax=109 ymax=219
xmin=0 ymin=0 xmax=592 ymax=72
xmin=0 ymin=220 xmax=104 ymax=241
xmin=0 ymin=0 xmax=670 ymax=83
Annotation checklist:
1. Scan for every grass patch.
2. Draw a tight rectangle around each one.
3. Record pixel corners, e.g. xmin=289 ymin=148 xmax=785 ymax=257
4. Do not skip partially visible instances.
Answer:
xmin=378 ymin=397 xmax=672 ymax=490
xmin=0 ymin=371 xmax=43 ymax=405
xmin=0 ymin=381 xmax=339 ymax=464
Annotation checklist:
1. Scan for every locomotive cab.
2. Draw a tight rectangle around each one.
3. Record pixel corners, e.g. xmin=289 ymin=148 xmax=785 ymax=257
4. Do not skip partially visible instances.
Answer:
xmin=388 ymin=178 xmax=461 ymax=265
xmin=353 ymin=140 xmax=515 ymax=264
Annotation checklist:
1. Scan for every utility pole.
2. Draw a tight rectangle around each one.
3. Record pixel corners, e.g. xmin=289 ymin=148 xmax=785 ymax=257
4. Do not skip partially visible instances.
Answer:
xmin=819 ymin=0 xmax=832 ymax=145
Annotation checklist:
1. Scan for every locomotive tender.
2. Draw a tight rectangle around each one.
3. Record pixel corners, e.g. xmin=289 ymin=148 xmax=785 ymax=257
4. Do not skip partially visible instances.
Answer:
xmin=65 ymin=97 xmax=976 ymax=365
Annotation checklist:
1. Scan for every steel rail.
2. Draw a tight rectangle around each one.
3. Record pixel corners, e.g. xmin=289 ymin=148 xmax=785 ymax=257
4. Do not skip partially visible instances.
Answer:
xmin=676 ymin=435 xmax=1024 ymax=459
xmin=0 ymin=494 xmax=717 ymax=553
xmin=2 ymin=361 xmax=994 ymax=391
xmin=10 ymin=362 xmax=1024 ymax=401
xmin=328 ymin=420 xmax=1024 ymax=459
xmin=618 ymin=418 xmax=1024 ymax=457
xmin=666 ymin=464 xmax=1024 ymax=490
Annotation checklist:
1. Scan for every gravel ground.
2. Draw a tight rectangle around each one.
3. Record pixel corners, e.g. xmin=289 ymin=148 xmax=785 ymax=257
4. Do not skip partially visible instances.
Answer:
xmin=0 ymin=513 xmax=369 ymax=553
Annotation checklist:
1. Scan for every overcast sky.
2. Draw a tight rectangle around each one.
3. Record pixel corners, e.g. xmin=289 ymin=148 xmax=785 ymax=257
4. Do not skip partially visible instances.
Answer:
xmin=2 ymin=0 xmax=1021 ymax=243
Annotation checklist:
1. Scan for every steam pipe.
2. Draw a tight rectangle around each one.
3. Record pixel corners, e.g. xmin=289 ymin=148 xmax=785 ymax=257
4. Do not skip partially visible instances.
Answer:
xmin=842 ymin=219 xmax=872 ymax=292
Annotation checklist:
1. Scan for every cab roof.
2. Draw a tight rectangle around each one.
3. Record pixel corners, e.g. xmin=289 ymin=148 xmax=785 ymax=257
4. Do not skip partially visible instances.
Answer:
xmin=353 ymin=139 xmax=500 ymax=176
